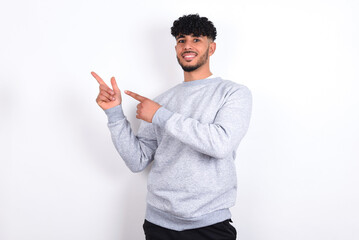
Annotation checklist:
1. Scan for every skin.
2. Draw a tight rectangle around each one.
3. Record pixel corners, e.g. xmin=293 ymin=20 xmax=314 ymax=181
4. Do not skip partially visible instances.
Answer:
xmin=175 ymin=34 xmax=216 ymax=82
xmin=92 ymin=34 xmax=216 ymax=123
xmin=91 ymin=71 xmax=161 ymax=123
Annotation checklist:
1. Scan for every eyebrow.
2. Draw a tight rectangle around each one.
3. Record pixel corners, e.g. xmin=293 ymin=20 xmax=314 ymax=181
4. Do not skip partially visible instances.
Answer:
xmin=176 ymin=34 xmax=186 ymax=40
xmin=176 ymin=34 xmax=203 ymax=40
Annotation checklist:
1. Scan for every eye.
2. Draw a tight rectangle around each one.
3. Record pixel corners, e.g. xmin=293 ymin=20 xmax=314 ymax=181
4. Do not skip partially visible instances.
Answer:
xmin=177 ymin=39 xmax=184 ymax=43
xmin=194 ymin=39 xmax=200 ymax=42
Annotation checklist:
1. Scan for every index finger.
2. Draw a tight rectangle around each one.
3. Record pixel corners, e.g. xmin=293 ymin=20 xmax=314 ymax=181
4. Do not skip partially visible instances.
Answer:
xmin=91 ymin=71 xmax=107 ymax=85
xmin=125 ymin=90 xmax=146 ymax=102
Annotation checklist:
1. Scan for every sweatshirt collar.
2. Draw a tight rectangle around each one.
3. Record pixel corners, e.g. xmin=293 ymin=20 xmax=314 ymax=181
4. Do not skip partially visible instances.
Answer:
xmin=181 ymin=75 xmax=221 ymax=87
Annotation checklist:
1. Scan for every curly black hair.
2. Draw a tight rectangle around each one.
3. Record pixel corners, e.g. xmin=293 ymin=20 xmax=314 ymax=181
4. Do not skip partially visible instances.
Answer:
xmin=171 ymin=14 xmax=217 ymax=41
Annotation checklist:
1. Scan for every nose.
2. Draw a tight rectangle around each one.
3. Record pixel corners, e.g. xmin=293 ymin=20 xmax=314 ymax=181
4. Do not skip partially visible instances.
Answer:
xmin=184 ymin=41 xmax=193 ymax=50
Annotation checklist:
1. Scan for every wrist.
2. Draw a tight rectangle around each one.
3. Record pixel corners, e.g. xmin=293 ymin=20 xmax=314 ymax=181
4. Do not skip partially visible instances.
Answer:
xmin=152 ymin=107 xmax=174 ymax=126
xmin=104 ymin=104 xmax=125 ymax=123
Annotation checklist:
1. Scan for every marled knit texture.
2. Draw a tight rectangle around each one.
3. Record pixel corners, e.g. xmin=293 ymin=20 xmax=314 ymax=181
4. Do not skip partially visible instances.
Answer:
xmin=104 ymin=77 xmax=252 ymax=231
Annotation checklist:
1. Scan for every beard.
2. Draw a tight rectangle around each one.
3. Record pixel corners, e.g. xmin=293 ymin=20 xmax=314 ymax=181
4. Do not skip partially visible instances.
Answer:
xmin=177 ymin=47 xmax=209 ymax=72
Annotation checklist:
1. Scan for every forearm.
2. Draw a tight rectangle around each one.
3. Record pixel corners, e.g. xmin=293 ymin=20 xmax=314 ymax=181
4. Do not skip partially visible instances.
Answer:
xmin=152 ymin=88 xmax=252 ymax=159
xmin=105 ymin=105 xmax=156 ymax=172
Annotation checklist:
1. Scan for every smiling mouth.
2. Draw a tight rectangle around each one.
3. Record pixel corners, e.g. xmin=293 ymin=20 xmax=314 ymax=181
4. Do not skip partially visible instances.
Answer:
xmin=182 ymin=52 xmax=198 ymax=61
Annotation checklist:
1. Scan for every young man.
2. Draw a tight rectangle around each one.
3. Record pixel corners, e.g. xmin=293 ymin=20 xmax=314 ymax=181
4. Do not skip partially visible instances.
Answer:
xmin=92 ymin=14 xmax=252 ymax=240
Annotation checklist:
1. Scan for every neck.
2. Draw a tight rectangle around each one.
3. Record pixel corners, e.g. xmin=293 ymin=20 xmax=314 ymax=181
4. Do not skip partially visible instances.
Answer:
xmin=183 ymin=65 xmax=212 ymax=82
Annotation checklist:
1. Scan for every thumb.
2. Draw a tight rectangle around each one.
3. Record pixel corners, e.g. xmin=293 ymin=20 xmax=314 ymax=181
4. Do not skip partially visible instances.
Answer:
xmin=111 ymin=77 xmax=121 ymax=94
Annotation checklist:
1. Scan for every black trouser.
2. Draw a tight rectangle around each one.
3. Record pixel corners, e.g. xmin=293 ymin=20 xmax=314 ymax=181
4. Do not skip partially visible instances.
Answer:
xmin=143 ymin=219 xmax=237 ymax=240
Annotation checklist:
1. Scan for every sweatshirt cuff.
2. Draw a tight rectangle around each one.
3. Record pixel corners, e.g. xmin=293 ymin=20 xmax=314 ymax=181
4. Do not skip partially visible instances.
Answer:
xmin=104 ymin=105 xmax=125 ymax=123
xmin=152 ymin=107 xmax=174 ymax=126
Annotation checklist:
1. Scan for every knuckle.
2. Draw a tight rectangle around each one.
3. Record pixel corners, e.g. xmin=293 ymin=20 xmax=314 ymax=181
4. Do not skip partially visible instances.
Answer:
xmin=100 ymin=91 xmax=108 ymax=96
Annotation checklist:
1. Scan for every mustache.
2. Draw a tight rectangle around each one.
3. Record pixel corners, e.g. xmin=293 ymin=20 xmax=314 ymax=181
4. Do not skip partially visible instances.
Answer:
xmin=182 ymin=51 xmax=198 ymax=56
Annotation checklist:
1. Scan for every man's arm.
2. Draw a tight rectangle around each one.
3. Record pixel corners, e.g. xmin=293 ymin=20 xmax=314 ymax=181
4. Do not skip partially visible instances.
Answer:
xmin=92 ymin=72 xmax=157 ymax=172
xmin=126 ymin=86 xmax=252 ymax=159
xmin=105 ymin=105 xmax=157 ymax=172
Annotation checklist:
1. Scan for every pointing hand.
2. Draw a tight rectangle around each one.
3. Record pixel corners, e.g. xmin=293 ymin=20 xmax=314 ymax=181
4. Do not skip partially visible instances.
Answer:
xmin=91 ymin=71 xmax=121 ymax=110
xmin=125 ymin=90 xmax=161 ymax=123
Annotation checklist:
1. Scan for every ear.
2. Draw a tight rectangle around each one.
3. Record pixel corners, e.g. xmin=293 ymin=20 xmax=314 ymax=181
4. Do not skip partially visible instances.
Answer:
xmin=209 ymin=41 xmax=216 ymax=56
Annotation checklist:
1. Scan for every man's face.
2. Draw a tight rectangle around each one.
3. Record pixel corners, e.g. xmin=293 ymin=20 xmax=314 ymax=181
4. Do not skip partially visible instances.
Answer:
xmin=175 ymin=34 xmax=216 ymax=72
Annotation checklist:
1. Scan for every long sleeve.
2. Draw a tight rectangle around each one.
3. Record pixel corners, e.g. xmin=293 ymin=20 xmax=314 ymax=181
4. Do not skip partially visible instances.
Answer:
xmin=152 ymin=86 xmax=252 ymax=159
xmin=105 ymin=105 xmax=157 ymax=172
xmin=109 ymin=77 xmax=253 ymax=230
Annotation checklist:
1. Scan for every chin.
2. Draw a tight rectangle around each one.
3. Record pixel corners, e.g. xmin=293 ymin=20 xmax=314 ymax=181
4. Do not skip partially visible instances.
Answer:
xmin=177 ymin=56 xmax=204 ymax=72
xmin=181 ymin=65 xmax=199 ymax=72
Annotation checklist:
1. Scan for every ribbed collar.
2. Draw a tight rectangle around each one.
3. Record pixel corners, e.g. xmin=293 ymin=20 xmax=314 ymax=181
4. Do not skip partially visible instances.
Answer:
xmin=181 ymin=76 xmax=222 ymax=87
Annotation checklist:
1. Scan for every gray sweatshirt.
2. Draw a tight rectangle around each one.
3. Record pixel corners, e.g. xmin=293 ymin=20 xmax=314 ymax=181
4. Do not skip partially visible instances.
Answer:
xmin=104 ymin=76 xmax=252 ymax=231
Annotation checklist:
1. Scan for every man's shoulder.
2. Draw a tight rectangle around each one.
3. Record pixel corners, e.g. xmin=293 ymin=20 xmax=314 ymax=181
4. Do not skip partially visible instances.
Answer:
xmin=217 ymin=78 xmax=251 ymax=95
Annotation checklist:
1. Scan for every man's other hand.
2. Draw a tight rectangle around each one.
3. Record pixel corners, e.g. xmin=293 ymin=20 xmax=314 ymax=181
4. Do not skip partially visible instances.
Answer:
xmin=125 ymin=90 xmax=161 ymax=123
xmin=91 ymin=71 xmax=121 ymax=110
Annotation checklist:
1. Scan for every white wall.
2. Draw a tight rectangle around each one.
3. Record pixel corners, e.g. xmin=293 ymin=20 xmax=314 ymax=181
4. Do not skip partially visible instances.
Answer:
xmin=1 ymin=0 xmax=358 ymax=239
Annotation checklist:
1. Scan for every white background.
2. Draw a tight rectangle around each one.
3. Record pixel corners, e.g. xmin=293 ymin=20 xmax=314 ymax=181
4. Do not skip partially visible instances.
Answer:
xmin=1 ymin=0 xmax=358 ymax=239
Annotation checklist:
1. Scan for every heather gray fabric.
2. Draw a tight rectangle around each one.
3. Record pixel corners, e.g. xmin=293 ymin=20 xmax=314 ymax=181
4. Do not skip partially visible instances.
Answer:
xmin=104 ymin=77 xmax=252 ymax=231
